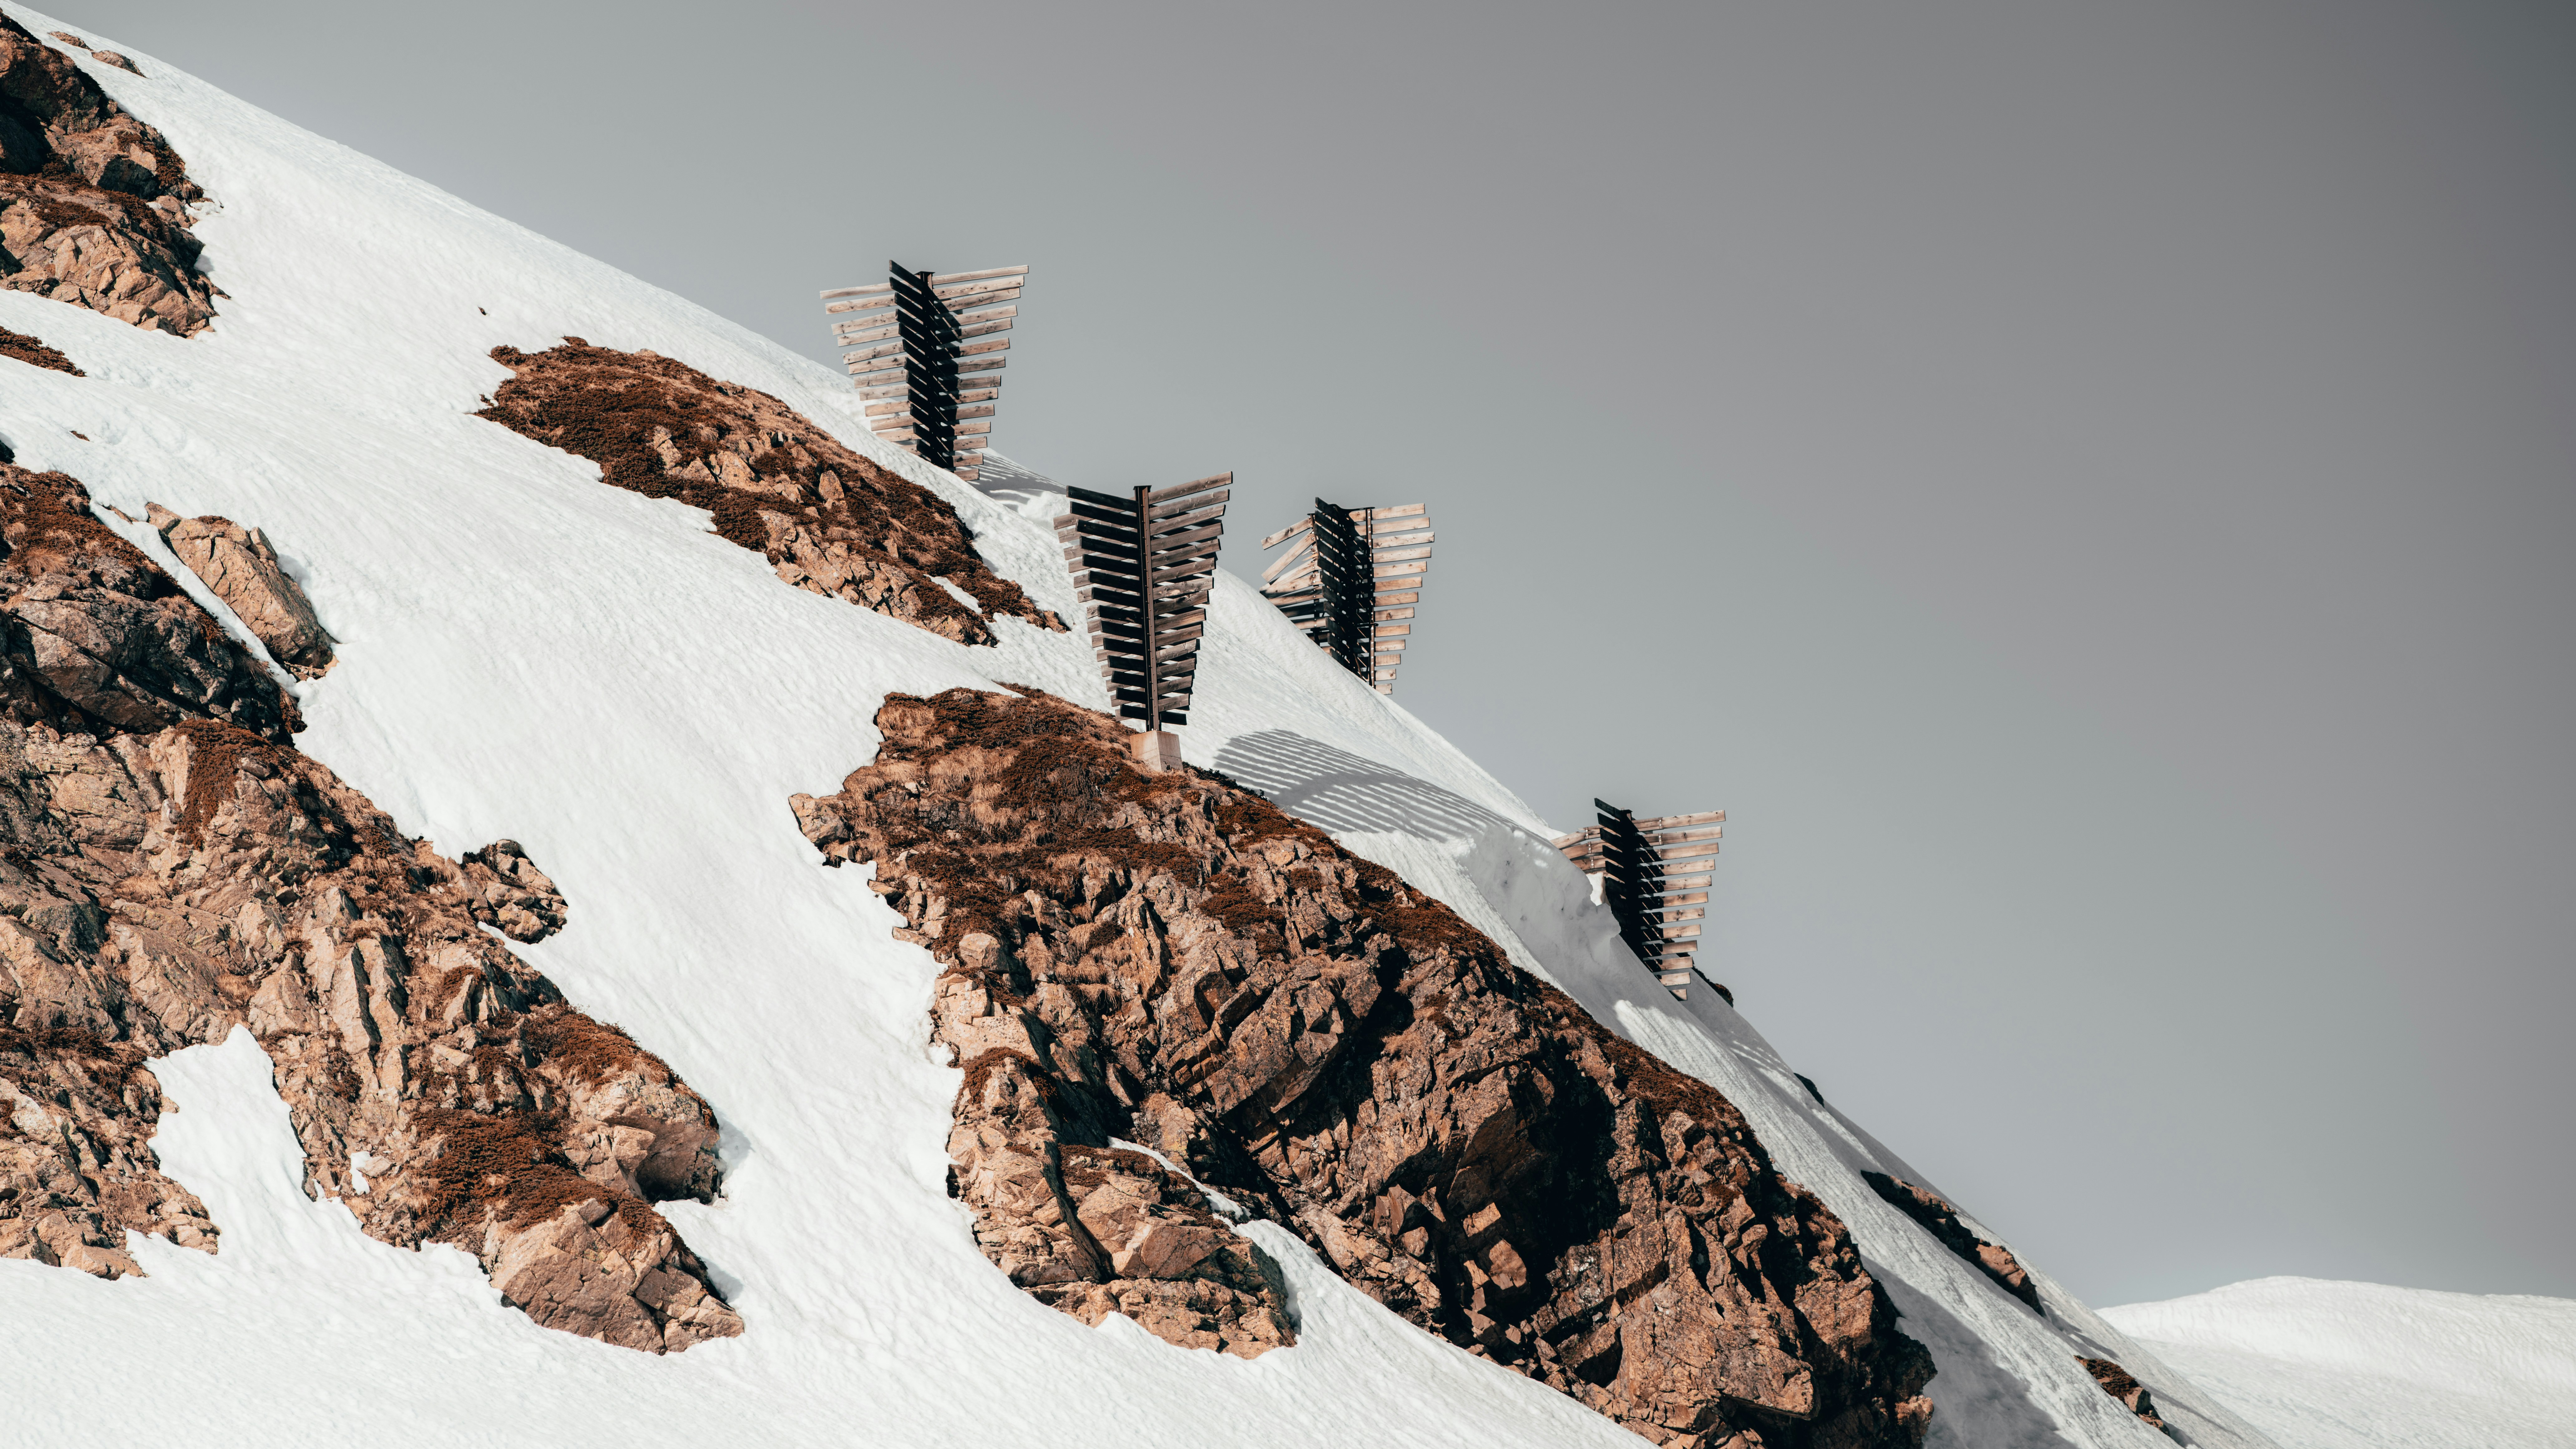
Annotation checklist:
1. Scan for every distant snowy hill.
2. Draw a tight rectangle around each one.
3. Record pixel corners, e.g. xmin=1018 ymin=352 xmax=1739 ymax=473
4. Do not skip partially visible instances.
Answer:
xmin=2105 ymin=1279 xmax=2576 ymax=1449
xmin=0 ymin=7 xmax=2467 ymax=1449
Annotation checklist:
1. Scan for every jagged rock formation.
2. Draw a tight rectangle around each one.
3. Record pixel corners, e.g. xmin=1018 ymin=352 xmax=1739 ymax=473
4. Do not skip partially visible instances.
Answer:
xmin=1860 ymin=1170 xmax=2041 ymax=1313
xmin=146 ymin=504 xmax=336 ymax=677
xmin=2077 ymin=1356 xmax=2174 ymax=1438
xmin=0 ymin=463 xmax=739 ymax=1352
xmin=477 ymin=340 xmax=1063 ymax=646
xmin=0 ymin=321 xmax=78 ymax=372
xmin=0 ymin=15 xmax=214 ymax=335
xmin=793 ymin=687 xmax=1935 ymax=1448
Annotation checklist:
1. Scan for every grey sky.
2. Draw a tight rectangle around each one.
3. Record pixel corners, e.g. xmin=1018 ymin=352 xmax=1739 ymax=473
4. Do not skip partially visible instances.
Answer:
xmin=59 ymin=0 xmax=2575 ymax=1308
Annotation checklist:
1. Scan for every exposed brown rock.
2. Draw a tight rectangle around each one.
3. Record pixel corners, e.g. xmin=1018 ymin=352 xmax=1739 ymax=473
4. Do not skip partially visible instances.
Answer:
xmin=476 ymin=340 xmax=1063 ymax=646
xmin=145 ymin=504 xmax=336 ymax=678
xmin=0 ymin=321 xmax=78 ymax=373
xmin=0 ymin=13 xmax=213 ymax=335
xmin=1859 ymin=1171 xmax=2041 ymax=1313
xmin=87 ymin=52 xmax=139 ymax=76
xmin=2077 ymin=1356 xmax=2173 ymax=1436
xmin=0 ymin=469 xmax=297 ymax=739
xmin=0 ymin=462 xmax=738 ymax=1352
xmin=794 ymin=686 xmax=1934 ymax=1448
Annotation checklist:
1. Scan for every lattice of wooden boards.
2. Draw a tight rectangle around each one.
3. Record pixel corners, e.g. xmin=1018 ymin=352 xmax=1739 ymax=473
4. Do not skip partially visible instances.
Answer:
xmin=1055 ymin=474 xmax=1232 ymax=727
xmin=1258 ymin=501 xmax=1431 ymax=694
xmin=1553 ymin=803 xmax=1724 ymax=998
xmin=819 ymin=262 xmax=1025 ymax=481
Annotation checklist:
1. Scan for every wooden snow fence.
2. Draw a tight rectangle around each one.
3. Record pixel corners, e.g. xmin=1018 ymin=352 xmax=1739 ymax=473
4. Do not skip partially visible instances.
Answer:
xmin=819 ymin=262 xmax=1027 ymax=480
xmin=1054 ymin=474 xmax=1232 ymax=730
xmin=1552 ymin=803 xmax=1725 ymax=1000
xmin=1258 ymin=501 xmax=1432 ymax=694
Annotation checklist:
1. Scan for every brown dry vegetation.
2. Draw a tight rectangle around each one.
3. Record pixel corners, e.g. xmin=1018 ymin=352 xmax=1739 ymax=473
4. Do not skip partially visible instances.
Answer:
xmin=0 ymin=323 xmax=78 ymax=373
xmin=476 ymin=340 xmax=1061 ymax=646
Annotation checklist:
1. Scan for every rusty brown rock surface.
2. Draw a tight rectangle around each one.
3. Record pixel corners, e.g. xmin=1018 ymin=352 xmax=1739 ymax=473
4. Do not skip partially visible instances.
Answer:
xmin=793 ymin=686 xmax=1934 ymax=1448
xmin=1859 ymin=1170 xmax=2042 ymax=1314
xmin=476 ymin=340 xmax=1063 ymax=646
xmin=145 ymin=504 xmax=336 ymax=677
xmin=0 ymin=14 xmax=215 ymax=335
xmin=2077 ymin=1356 xmax=2173 ymax=1436
xmin=0 ymin=462 xmax=739 ymax=1352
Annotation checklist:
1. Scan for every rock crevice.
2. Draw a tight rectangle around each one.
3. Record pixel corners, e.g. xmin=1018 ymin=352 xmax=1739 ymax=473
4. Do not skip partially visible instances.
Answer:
xmin=794 ymin=686 xmax=1933 ymax=1448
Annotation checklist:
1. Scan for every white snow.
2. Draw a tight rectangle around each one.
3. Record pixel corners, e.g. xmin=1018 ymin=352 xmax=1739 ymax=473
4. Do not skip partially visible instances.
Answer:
xmin=2103 ymin=1279 xmax=2576 ymax=1449
xmin=0 ymin=10 xmax=2313 ymax=1447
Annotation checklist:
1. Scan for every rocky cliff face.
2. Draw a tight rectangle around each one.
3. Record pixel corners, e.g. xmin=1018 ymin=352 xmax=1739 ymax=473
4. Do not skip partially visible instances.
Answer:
xmin=0 ymin=464 xmax=739 ymax=1352
xmin=1860 ymin=1170 xmax=2041 ymax=1313
xmin=793 ymin=687 xmax=1935 ymax=1449
xmin=477 ymin=340 xmax=1063 ymax=646
xmin=145 ymin=505 xmax=336 ymax=678
xmin=0 ymin=13 xmax=215 ymax=335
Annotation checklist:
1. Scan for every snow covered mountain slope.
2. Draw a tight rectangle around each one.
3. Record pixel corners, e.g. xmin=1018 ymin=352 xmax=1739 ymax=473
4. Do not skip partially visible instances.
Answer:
xmin=2105 ymin=1279 xmax=2576 ymax=1449
xmin=1 ymin=8 xmax=2273 ymax=1446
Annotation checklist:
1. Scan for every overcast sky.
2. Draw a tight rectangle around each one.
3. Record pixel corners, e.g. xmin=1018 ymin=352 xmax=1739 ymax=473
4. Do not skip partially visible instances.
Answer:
xmin=57 ymin=0 xmax=2576 ymax=1309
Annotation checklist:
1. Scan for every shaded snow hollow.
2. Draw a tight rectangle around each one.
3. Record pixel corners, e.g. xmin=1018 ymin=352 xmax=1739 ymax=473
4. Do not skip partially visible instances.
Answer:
xmin=0 ymin=8 xmax=2422 ymax=1448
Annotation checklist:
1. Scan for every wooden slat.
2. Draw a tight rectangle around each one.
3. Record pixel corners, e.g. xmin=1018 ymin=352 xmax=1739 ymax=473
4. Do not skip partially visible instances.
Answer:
xmin=1371 ymin=545 xmax=1433 ymax=563
xmin=1635 ymin=809 xmax=1727 ymax=830
xmin=956 ymin=318 xmax=1016 ymax=341
xmin=1357 ymin=503 xmax=1427 ymax=521
xmin=1150 ymin=472 xmax=1232 ymax=504
xmin=1150 ymin=487 xmax=1230 ymax=520
xmin=1261 ymin=517 xmax=1314 ymax=549
xmin=821 ymin=281 xmax=895 ymax=300
xmin=833 ymin=322 xmax=902 ymax=344
xmin=956 ymin=357 xmax=1007 ymax=375
xmin=1151 ymin=502 xmax=1228 ymax=535
xmin=824 ymin=295 xmax=898 ymax=315
xmin=1645 ymin=825 xmax=1725 ymax=843
xmin=1659 ymin=842 xmax=1723 ymax=862
xmin=924 ymin=265 xmax=1029 ymax=285
xmin=856 ymin=383 xmax=909 ymax=401
xmin=932 ymin=276 xmax=1025 ymax=304
xmin=1259 ymin=545 xmax=1314 ymax=583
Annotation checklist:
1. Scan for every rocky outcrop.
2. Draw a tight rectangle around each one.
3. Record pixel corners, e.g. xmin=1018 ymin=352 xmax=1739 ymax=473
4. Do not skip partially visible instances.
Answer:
xmin=476 ymin=340 xmax=1063 ymax=646
xmin=794 ymin=687 xmax=1935 ymax=1448
xmin=145 ymin=505 xmax=336 ymax=677
xmin=0 ymin=322 xmax=78 ymax=373
xmin=0 ymin=463 xmax=739 ymax=1352
xmin=2077 ymin=1356 xmax=2174 ymax=1437
xmin=1859 ymin=1171 xmax=2041 ymax=1313
xmin=0 ymin=14 xmax=214 ymax=335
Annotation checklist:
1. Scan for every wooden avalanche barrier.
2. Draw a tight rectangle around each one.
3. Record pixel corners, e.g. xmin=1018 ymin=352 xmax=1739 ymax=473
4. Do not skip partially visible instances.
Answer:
xmin=1258 ymin=501 xmax=1432 ymax=694
xmin=1054 ymin=473 xmax=1232 ymax=769
xmin=819 ymin=261 xmax=1026 ymax=480
xmin=1554 ymin=803 xmax=1725 ymax=999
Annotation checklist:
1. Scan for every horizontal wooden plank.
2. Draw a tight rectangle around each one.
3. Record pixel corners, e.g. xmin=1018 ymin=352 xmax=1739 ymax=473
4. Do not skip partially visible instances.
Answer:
xmin=925 ymin=265 xmax=1028 ymax=285
xmin=820 ymin=281 xmax=895 ymax=300
xmin=956 ymin=317 xmax=1017 ymax=341
xmin=1150 ymin=487 xmax=1231 ymax=520
xmin=1635 ymin=809 xmax=1727 ymax=830
xmin=957 ymin=356 xmax=1008 ymax=375
xmin=1151 ymin=501 xmax=1229 ymax=535
xmin=1150 ymin=472 xmax=1233 ymax=504
xmin=1259 ymin=546 xmax=1313 ymax=583
xmin=833 ymin=321 xmax=902 ymax=344
xmin=1659 ymin=842 xmax=1723 ymax=862
xmin=1359 ymin=503 xmax=1427 ymax=521
xmin=824 ymin=295 xmax=898 ymax=315
xmin=1371 ymin=544 xmax=1433 ymax=563
xmin=1373 ymin=607 xmax=1416 ymax=621
xmin=1645 ymin=824 xmax=1725 ymax=842
xmin=932 ymin=275 xmax=1025 ymax=304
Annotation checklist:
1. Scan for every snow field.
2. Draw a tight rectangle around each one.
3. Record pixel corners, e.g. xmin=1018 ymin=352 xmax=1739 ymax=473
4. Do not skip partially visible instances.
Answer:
xmin=0 ymin=8 xmax=2314 ymax=1447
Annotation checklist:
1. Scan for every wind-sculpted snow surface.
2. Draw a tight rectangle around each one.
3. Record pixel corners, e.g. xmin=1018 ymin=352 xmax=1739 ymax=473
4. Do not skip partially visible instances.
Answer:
xmin=0 ymin=12 xmax=214 ymax=335
xmin=794 ymin=686 xmax=1936 ymax=1449
xmin=0 ymin=465 xmax=739 ymax=1351
xmin=477 ymin=339 xmax=1062 ymax=646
